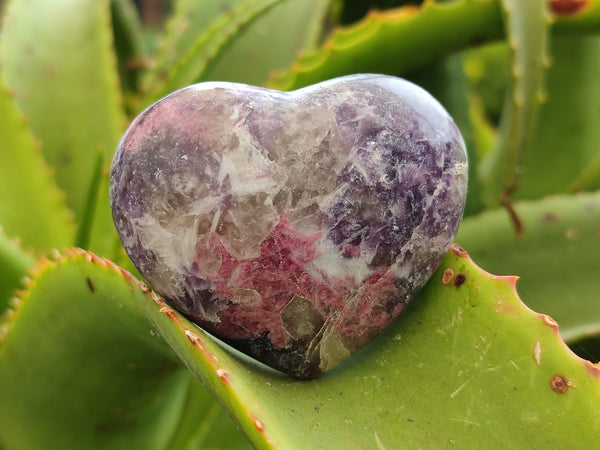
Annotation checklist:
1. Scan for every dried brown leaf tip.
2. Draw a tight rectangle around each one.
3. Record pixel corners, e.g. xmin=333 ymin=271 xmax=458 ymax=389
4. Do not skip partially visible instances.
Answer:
xmin=549 ymin=0 xmax=588 ymax=16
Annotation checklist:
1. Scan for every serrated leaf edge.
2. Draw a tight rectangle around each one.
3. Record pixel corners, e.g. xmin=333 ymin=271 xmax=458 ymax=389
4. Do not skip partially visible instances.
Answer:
xmin=268 ymin=0 xmax=504 ymax=90
xmin=142 ymin=0 xmax=283 ymax=106
xmin=0 ymin=77 xmax=77 ymax=252
xmin=0 ymin=248 xmax=141 ymax=345
xmin=448 ymin=243 xmax=600 ymax=381
xmin=0 ymin=246 xmax=275 ymax=447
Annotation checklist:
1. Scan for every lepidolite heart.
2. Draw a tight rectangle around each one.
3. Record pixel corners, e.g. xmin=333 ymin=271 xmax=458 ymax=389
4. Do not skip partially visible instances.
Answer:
xmin=110 ymin=74 xmax=467 ymax=378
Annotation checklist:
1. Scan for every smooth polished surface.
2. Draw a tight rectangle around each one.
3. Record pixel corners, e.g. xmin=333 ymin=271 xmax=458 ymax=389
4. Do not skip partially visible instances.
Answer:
xmin=110 ymin=75 xmax=468 ymax=378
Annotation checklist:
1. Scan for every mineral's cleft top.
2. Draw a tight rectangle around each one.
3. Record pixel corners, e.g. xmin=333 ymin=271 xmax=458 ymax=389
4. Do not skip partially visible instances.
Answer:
xmin=110 ymin=74 xmax=468 ymax=378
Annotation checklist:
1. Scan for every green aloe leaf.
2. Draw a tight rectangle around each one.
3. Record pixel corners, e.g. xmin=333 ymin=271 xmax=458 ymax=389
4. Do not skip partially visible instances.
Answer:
xmin=77 ymin=151 xmax=129 ymax=265
xmin=2 ymin=246 xmax=599 ymax=448
xmin=0 ymin=249 xmax=247 ymax=450
xmin=110 ymin=0 xmax=149 ymax=112
xmin=268 ymin=0 xmax=600 ymax=93
xmin=142 ymin=0 xmax=247 ymax=91
xmin=518 ymin=35 xmax=600 ymax=198
xmin=269 ymin=0 xmax=505 ymax=90
xmin=165 ymin=376 xmax=251 ymax=450
xmin=141 ymin=0 xmax=284 ymax=106
xmin=110 ymin=0 xmax=148 ymax=102
xmin=456 ymin=191 xmax=600 ymax=343
xmin=0 ymin=75 xmax=75 ymax=253
xmin=570 ymin=150 xmax=600 ymax=192
xmin=204 ymin=0 xmax=332 ymax=86
xmin=479 ymin=0 xmax=550 ymax=207
xmin=0 ymin=0 xmax=125 ymax=225
xmin=0 ymin=228 xmax=34 ymax=315
xmin=464 ymin=41 xmax=509 ymax=126
xmin=174 ymin=246 xmax=600 ymax=447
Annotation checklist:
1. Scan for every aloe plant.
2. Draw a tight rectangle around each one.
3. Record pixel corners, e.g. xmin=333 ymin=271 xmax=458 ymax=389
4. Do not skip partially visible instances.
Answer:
xmin=1 ymin=0 xmax=600 ymax=447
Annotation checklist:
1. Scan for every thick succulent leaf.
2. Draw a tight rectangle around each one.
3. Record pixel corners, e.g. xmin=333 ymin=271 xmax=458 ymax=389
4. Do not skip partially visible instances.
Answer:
xmin=464 ymin=41 xmax=509 ymax=127
xmin=141 ymin=0 xmax=253 ymax=93
xmin=140 ymin=0 xmax=284 ymax=106
xmin=268 ymin=0 xmax=505 ymax=90
xmin=479 ymin=0 xmax=550 ymax=206
xmin=0 ymin=75 xmax=75 ymax=253
xmin=570 ymin=150 xmax=600 ymax=192
xmin=142 ymin=0 xmax=247 ymax=91
xmin=0 ymin=250 xmax=247 ymax=450
xmin=0 ymin=0 xmax=125 ymax=224
xmin=110 ymin=0 xmax=148 ymax=101
xmin=2 ymin=247 xmax=599 ymax=448
xmin=268 ymin=0 xmax=600 ymax=93
xmin=165 ymin=376 xmax=251 ymax=450
xmin=516 ymin=35 xmax=600 ymax=199
xmin=204 ymin=0 xmax=332 ymax=86
xmin=456 ymin=191 xmax=600 ymax=343
xmin=0 ymin=228 xmax=34 ymax=315
xmin=177 ymin=246 xmax=600 ymax=448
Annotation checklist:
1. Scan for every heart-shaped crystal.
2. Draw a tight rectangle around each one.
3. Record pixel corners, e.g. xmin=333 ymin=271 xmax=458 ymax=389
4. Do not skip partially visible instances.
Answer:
xmin=110 ymin=74 xmax=467 ymax=378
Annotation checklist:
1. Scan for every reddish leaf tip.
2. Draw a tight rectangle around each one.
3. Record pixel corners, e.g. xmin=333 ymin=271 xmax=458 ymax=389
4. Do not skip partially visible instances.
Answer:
xmin=584 ymin=360 xmax=600 ymax=379
xmin=450 ymin=243 xmax=468 ymax=257
xmin=251 ymin=414 xmax=267 ymax=434
xmin=216 ymin=367 xmax=230 ymax=384
xmin=549 ymin=0 xmax=588 ymax=16
xmin=541 ymin=314 xmax=559 ymax=328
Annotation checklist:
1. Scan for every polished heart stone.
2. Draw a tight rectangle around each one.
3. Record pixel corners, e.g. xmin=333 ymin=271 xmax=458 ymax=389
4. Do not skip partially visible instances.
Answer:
xmin=110 ymin=74 xmax=468 ymax=378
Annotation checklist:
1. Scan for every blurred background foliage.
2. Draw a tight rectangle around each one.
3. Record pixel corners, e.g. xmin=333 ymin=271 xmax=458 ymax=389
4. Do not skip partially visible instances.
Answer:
xmin=1 ymin=0 xmax=600 ymax=448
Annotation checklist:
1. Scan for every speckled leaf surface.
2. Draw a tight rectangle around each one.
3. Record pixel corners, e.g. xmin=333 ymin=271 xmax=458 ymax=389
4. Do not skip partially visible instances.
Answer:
xmin=0 ymin=76 xmax=75 ymax=253
xmin=456 ymin=192 xmax=600 ymax=343
xmin=189 ymin=246 xmax=600 ymax=448
xmin=1 ymin=247 xmax=599 ymax=448
xmin=0 ymin=0 xmax=125 ymax=223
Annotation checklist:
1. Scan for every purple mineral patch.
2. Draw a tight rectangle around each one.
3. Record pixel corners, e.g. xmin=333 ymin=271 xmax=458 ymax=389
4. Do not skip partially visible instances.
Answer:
xmin=110 ymin=74 xmax=468 ymax=378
